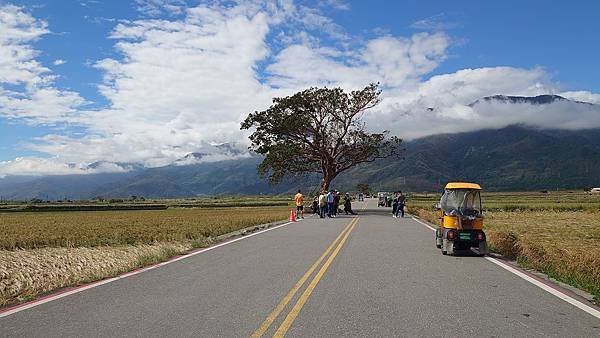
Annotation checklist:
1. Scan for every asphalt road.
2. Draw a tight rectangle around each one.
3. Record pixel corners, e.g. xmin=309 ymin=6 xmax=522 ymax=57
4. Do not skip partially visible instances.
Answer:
xmin=1 ymin=199 xmax=599 ymax=337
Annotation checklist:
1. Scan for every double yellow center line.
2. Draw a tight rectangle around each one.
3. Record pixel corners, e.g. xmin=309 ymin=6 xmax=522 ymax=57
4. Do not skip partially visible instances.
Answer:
xmin=251 ymin=217 xmax=359 ymax=337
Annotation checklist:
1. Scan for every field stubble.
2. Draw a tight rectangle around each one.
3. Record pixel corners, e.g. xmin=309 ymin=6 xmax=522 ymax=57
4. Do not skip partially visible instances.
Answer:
xmin=0 ymin=207 xmax=290 ymax=250
xmin=0 ymin=206 xmax=289 ymax=306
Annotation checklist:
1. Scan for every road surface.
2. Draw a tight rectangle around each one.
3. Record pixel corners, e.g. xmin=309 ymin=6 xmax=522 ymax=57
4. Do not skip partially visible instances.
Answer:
xmin=1 ymin=199 xmax=599 ymax=337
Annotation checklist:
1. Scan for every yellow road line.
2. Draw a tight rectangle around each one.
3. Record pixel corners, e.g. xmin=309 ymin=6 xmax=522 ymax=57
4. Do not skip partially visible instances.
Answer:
xmin=250 ymin=217 xmax=358 ymax=338
xmin=273 ymin=217 xmax=359 ymax=337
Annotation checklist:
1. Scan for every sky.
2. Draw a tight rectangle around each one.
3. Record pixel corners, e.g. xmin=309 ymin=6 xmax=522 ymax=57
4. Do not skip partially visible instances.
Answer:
xmin=1 ymin=0 xmax=600 ymax=176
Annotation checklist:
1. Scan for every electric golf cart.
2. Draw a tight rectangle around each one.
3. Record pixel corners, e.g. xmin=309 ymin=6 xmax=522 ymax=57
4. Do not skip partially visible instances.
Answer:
xmin=435 ymin=182 xmax=489 ymax=256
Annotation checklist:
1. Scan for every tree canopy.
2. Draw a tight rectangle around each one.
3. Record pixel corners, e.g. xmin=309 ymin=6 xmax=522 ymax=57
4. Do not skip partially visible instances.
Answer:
xmin=356 ymin=183 xmax=372 ymax=195
xmin=240 ymin=83 xmax=402 ymax=192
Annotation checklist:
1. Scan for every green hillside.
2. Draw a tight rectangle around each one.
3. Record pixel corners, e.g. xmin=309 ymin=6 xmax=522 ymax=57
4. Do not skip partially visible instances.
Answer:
xmin=2 ymin=126 xmax=599 ymax=200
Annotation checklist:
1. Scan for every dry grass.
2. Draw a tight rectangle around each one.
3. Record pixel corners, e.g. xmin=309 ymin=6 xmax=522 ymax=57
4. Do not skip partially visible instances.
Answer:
xmin=0 ymin=206 xmax=289 ymax=307
xmin=485 ymin=211 xmax=600 ymax=301
xmin=0 ymin=243 xmax=188 ymax=307
xmin=409 ymin=203 xmax=600 ymax=303
xmin=0 ymin=196 xmax=291 ymax=212
xmin=0 ymin=207 xmax=289 ymax=250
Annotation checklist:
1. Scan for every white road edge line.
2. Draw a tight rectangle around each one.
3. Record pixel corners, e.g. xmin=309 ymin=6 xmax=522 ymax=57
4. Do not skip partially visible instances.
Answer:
xmin=484 ymin=256 xmax=600 ymax=319
xmin=411 ymin=216 xmax=600 ymax=320
xmin=411 ymin=216 xmax=436 ymax=231
xmin=0 ymin=221 xmax=294 ymax=319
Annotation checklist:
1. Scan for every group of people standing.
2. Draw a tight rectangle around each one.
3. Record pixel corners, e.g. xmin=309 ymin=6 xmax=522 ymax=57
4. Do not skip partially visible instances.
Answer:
xmin=303 ymin=189 xmax=358 ymax=218
xmin=295 ymin=188 xmax=405 ymax=220
xmin=392 ymin=191 xmax=406 ymax=218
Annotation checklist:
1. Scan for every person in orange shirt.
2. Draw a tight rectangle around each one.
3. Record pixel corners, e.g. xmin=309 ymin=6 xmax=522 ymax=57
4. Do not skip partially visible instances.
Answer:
xmin=294 ymin=190 xmax=304 ymax=220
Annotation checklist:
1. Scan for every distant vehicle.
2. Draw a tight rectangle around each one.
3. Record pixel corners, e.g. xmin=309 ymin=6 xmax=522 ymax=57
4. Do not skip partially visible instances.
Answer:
xmin=590 ymin=188 xmax=600 ymax=194
xmin=377 ymin=192 xmax=389 ymax=207
xmin=435 ymin=182 xmax=489 ymax=256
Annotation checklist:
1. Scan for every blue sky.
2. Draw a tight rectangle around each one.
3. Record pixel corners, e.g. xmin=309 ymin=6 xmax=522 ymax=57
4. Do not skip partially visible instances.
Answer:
xmin=1 ymin=0 xmax=599 ymax=175
xmin=330 ymin=0 xmax=600 ymax=90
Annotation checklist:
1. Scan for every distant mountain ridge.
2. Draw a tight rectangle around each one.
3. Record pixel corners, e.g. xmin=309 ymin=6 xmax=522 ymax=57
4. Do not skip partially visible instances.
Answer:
xmin=468 ymin=94 xmax=597 ymax=107
xmin=337 ymin=125 xmax=600 ymax=192
xmin=470 ymin=94 xmax=572 ymax=106
xmin=171 ymin=152 xmax=208 ymax=166
xmin=2 ymin=125 xmax=600 ymax=200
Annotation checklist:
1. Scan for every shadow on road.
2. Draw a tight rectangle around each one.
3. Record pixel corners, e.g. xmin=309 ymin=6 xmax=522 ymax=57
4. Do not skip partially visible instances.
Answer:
xmin=353 ymin=207 xmax=402 ymax=217
xmin=444 ymin=249 xmax=485 ymax=258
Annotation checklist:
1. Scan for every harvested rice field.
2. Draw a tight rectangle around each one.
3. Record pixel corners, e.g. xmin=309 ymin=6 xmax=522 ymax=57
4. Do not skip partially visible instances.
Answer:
xmin=0 ymin=206 xmax=289 ymax=306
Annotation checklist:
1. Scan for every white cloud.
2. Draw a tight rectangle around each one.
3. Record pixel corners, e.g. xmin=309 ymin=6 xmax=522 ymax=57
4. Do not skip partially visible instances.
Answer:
xmin=318 ymin=0 xmax=350 ymax=11
xmin=468 ymin=97 xmax=600 ymax=130
xmin=364 ymin=67 xmax=600 ymax=139
xmin=0 ymin=4 xmax=85 ymax=124
xmin=0 ymin=87 xmax=86 ymax=124
xmin=80 ymin=3 xmax=274 ymax=166
xmin=134 ymin=0 xmax=187 ymax=17
xmin=410 ymin=13 xmax=461 ymax=31
xmin=0 ymin=157 xmax=130 ymax=177
xmin=172 ymin=151 xmax=251 ymax=166
xmin=0 ymin=4 xmax=49 ymax=85
xmin=267 ymin=32 xmax=450 ymax=90
xmin=560 ymin=91 xmax=600 ymax=105
xmin=52 ymin=59 xmax=66 ymax=65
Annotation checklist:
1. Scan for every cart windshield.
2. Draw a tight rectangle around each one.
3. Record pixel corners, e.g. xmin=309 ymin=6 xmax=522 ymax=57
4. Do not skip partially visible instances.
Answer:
xmin=440 ymin=189 xmax=482 ymax=217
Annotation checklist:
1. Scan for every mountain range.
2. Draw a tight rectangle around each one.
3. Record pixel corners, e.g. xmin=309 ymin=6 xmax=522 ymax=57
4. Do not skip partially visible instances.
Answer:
xmin=1 ymin=95 xmax=599 ymax=200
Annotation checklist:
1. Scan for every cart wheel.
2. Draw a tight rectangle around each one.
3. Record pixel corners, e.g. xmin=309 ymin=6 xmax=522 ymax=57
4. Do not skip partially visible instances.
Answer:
xmin=442 ymin=250 xmax=447 ymax=255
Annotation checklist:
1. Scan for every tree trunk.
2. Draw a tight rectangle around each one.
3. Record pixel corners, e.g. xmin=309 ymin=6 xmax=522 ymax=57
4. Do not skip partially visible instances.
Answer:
xmin=320 ymin=167 xmax=336 ymax=193
xmin=320 ymin=178 xmax=330 ymax=193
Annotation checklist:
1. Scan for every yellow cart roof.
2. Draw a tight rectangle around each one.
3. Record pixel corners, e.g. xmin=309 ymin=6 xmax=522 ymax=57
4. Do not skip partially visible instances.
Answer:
xmin=445 ymin=182 xmax=482 ymax=190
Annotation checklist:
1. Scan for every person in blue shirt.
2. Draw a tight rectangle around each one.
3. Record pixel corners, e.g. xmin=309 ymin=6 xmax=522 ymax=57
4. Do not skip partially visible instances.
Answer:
xmin=326 ymin=189 xmax=335 ymax=218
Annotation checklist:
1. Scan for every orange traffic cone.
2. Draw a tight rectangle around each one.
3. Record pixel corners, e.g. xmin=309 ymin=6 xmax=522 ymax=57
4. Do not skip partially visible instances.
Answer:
xmin=290 ymin=209 xmax=297 ymax=222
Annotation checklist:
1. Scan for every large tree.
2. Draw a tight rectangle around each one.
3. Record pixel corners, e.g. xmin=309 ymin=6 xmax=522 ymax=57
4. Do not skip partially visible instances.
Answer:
xmin=240 ymin=84 xmax=402 ymax=192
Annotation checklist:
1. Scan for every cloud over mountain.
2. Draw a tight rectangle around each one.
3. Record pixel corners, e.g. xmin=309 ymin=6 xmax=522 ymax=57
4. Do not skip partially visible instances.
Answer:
xmin=365 ymin=67 xmax=600 ymax=139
